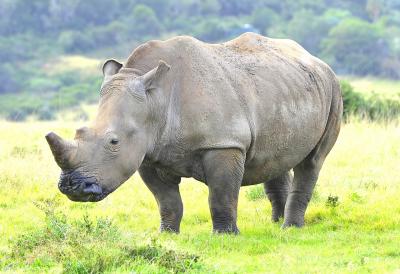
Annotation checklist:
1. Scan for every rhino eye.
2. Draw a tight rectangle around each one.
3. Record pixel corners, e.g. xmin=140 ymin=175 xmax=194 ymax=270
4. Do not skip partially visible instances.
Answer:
xmin=110 ymin=138 xmax=119 ymax=145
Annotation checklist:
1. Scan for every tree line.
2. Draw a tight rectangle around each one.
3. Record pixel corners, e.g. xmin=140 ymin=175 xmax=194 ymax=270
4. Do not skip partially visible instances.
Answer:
xmin=1 ymin=0 xmax=399 ymax=120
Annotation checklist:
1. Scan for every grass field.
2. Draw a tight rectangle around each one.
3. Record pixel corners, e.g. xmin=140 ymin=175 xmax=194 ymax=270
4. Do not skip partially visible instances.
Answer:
xmin=0 ymin=117 xmax=399 ymax=273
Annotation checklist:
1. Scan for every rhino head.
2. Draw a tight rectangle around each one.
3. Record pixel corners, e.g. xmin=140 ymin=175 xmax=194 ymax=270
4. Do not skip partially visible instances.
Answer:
xmin=46 ymin=59 xmax=170 ymax=202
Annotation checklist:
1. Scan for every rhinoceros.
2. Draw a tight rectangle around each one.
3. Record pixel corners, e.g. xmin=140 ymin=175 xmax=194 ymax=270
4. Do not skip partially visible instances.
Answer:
xmin=46 ymin=33 xmax=342 ymax=233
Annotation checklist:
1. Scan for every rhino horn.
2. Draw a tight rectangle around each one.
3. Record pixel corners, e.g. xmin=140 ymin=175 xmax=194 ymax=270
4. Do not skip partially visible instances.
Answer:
xmin=45 ymin=132 xmax=77 ymax=169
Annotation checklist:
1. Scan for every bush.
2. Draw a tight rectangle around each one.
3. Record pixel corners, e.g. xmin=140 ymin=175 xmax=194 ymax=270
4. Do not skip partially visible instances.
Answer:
xmin=340 ymin=80 xmax=400 ymax=121
xmin=326 ymin=195 xmax=339 ymax=208
xmin=340 ymin=80 xmax=366 ymax=118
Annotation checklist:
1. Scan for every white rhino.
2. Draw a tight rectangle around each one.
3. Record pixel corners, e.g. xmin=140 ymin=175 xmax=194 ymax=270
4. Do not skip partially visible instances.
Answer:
xmin=46 ymin=33 xmax=343 ymax=233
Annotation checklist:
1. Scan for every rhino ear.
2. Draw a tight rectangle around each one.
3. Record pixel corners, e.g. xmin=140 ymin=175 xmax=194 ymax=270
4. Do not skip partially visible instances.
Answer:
xmin=102 ymin=59 xmax=123 ymax=77
xmin=141 ymin=60 xmax=170 ymax=90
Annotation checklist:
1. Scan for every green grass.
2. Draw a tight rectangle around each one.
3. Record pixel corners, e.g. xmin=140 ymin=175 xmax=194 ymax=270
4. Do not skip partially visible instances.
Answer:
xmin=0 ymin=119 xmax=399 ymax=273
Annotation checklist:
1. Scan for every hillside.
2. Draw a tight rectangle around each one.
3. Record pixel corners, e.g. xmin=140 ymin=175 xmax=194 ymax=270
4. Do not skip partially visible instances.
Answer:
xmin=1 ymin=0 xmax=400 ymax=121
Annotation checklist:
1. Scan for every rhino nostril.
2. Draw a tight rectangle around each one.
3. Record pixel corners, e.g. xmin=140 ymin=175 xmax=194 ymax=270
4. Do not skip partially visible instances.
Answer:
xmin=82 ymin=183 xmax=102 ymax=195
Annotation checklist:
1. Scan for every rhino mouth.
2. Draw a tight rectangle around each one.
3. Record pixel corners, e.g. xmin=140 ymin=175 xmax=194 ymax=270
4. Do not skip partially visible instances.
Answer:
xmin=58 ymin=171 xmax=109 ymax=202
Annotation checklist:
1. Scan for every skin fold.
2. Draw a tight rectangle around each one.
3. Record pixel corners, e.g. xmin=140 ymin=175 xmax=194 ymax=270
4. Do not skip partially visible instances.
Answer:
xmin=46 ymin=33 xmax=343 ymax=233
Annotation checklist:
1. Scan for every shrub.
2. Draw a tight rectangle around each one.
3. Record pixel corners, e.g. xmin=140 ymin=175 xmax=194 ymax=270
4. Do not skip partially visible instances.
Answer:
xmin=340 ymin=80 xmax=400 ymax=121
xmin=326 ymin=195 xmax=339 ymax=208
xmin=340 ymin=80 xmax=366 ymax=119
xmin=365 ymin=92 xmax=400 ymax=120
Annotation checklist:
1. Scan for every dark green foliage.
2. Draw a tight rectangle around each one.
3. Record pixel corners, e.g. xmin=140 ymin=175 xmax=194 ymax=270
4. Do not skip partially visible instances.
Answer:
xmin=218 ymin=0 xmax=255 ymax=16
xmin=58 ymin=31 xmax=97 ymax=53
xmin=194 ymin=18 xmax=244 ymax=42
xmin=365 ymin=93 xmax=400 ymax=121
xmin=128 ymin=4 xmax=163 ymax=38
xmin=341 ymin=81 xmax=367 ymax=119
xmin=340 ymin=80 xmax=400 ymax=121
xmin=326 ymin=195 xmax=340 ymax=208
xmin=251 ymin=7 xmax=280 ymax=35
xmin=270 ymin=9 xmax=335 ymax=55
xmin=322 ymin=18 xmax=389 ymax=76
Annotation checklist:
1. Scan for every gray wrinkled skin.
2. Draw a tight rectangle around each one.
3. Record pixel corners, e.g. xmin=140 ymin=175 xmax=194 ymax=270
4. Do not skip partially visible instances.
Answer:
xmin=46 ymin=33 xmax=342 ymax=233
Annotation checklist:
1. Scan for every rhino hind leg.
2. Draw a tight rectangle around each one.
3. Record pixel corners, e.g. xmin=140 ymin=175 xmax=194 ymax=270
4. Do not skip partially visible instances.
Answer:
xmin=283 ymin=87 xmax=342 ymax=228
xmin=139 ymin=165 xmax=183 ymax=233
xmin=264 ymin=172 xmax=292 ymax=222
xmin=202 ymin=148 xmax=245 ymax=234
xmin=282 ymin=162 xmax=320 ymax=228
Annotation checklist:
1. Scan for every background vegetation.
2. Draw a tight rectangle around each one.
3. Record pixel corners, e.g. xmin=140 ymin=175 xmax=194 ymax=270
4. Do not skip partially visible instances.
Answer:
xmin=1 ymin=0 xmax=400 ymax=120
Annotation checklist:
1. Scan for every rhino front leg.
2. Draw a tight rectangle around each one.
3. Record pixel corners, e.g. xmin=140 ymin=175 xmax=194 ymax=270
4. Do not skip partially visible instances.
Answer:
xmin=264 ymin=172 xmax=291 ymax=222
xmin=139 ymin=165 xmax=183 ymax=233
xmin=202 ymin=149 xmax=245 ymax=234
